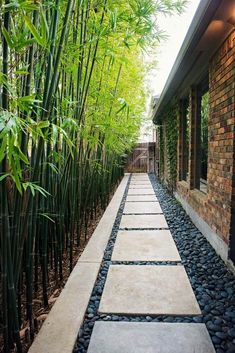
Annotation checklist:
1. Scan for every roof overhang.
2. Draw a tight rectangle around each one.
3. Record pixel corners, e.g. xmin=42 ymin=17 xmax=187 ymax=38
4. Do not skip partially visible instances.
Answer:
xmin=153 ymin=0 xmax=235 ymax=124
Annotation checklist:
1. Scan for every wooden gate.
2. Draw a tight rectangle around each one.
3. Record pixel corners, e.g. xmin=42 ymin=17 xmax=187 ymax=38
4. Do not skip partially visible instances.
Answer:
xmin=125 ymin=143 xmax=155 ymax=173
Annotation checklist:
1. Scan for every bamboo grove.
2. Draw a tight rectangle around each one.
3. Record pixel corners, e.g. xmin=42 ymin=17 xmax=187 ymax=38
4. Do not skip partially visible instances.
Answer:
xmin=0 ymin=0 xmax=186 ymax=351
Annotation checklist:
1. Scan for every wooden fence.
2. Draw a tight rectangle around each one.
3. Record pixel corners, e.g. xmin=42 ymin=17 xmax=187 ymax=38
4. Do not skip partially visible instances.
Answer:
xmin=125 ymin=142 xmax=156 ymax=173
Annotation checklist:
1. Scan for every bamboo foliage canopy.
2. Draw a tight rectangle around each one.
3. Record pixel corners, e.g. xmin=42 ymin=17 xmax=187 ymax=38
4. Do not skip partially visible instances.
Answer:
xmin=0 ymin=0 xmax=186 ymax=351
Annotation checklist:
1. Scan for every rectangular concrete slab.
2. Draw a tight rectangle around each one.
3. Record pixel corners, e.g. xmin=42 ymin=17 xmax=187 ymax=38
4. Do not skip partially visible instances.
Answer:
xmin=123 ymin=202 xmax=163 ymax=214
xmin=131 ymin=175 xmax=149 ymax=181
xmin=129 ymin=184 xmax=152 ymax=188
xmin=132 ymin=173 xmax=148 ymax=175
xmin=126 ymin=195 xmax=158 ymax=202
xmin=112 ymin=230 xmax=181 ymax=262
xmin=128 ymin=189 xmax=155 ymax=195
xmin=131 ymin=179 xmax=149 ymax=182
xmin=29 ymin=263 xmax=100 ymax=353
xmin=132 ymin=173 xmax=149 ymax=177
xmin=130 ymin=180 xmax=152 ymax=184
xmin=87 ymin=322 xmax=215 ymax=353
xmin=79 ymin=175 xmax=128 ymax=263
xmin=129 ymin=185 xmax=153 ymax=189
xmin=120 ymin=214 xmax=168 ymax=229
xmin=99 ymin=265 xmax=201 ymax=315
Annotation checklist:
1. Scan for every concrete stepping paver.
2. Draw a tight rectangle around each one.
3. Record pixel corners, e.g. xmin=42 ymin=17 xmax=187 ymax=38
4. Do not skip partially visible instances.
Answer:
xmin=129 ymin=185 xmax=153 ymax=189
xmin=29 ymin=263 xmax=100 ymax=353
xmin=99 ymin=265 xmax=201 ymax=315
xmin=130 ymin=180 xmax=152 ymax=186
xmin=130 ymin=180 xmax=152 ymax=184
xmin=112 ymin=230 xmax=181 ymax=262
xmin=132 ymin=173 xmax=149 ymax=176
xmin=123 ymin=201 xmax=162 ymax=214
xmin=126 ymin=195 xmax=158 ymax=202
xmin=128 ymin=188 xmax=155 ymax=195
xmin=120 ymin=214 xmax=168 ymax=228
xmin=131 ymin=177 xmax=150 ymax=181
xmin=87 ymin=322 xmax=215 ymax=353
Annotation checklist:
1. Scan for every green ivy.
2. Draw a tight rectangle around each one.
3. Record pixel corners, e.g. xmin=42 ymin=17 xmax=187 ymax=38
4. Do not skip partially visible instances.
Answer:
xmin=159 ymin=100 xmax=178 ymax=192
xmin=159 ymin=125 xmax=164 ymax=178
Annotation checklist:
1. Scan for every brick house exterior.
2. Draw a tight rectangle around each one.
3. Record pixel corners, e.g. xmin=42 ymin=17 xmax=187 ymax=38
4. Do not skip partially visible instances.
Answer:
xmin=153 ymin=0 xmax=235 ymax=268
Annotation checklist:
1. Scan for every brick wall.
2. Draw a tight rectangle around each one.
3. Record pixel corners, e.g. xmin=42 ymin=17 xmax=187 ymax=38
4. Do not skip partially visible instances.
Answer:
xmin=176 ymin=30 xmax=235 ymax=247
xmin=207 ymin=30 xmax=235 ymax=244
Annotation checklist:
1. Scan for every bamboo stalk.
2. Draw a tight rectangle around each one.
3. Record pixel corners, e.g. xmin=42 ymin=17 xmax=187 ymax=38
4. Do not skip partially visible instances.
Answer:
xmin=0 ymin=1 xmax=179 ymax=350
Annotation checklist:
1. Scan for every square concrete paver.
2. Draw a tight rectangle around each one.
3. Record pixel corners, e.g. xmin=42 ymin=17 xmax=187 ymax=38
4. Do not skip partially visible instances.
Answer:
xmin=126 ymin=195 xmax=158 ymax=202
xmin=123 ymin=202 xmax=162 ymax=214
xmin=128 ymin=188 xmax=155 ymax=195
xmin=120 ymin=214 xmax=168 ymax=228
xmin=99 ymin=265 xmax=201 ymax=315
xmin=87 ymin=322 xmax=215 ymax=353
xmin=112 ymin=230 xmax=181 ymax=262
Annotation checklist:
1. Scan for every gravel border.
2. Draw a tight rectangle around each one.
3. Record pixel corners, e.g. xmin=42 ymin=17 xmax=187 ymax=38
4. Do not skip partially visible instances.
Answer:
xmin=74 ymin=174 xmax=235 ymax=353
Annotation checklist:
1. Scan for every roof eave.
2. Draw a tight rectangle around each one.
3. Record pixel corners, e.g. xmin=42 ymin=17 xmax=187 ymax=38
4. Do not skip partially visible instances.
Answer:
xmin=152 ymin=0 xmax=222 ymax=124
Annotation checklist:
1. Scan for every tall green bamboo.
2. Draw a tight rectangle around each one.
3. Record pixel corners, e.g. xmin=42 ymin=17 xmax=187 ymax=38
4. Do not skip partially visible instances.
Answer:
xmin=0 ymin=0 xmax=186 ymax=351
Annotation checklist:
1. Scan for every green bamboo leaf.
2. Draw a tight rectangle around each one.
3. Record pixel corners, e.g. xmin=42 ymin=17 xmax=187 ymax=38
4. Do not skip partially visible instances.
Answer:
xmin=16 ymin=38 xmax=36 ymax=50
xmin=40 ymin=10 xmax=49 ymax=44
xmin=3 ymin=1 xmax=18 ymax=9
xmin=53 ymin=124 xmax=75 ymax=158
xmin=110 ymin=9 xmax=118 ymax=31
xmin=12 ymin=171 xmax=22 ymax=194
xmin=39 ymin=213 xmax=55 ymax=223
xmin=17 ymin=147 xmax=29 ymax=165
xmin=14 ymin=70 xmax=29 ymax=75
xmin=0 ymin=73 xmax=7 ymax=85
xmin=24 ymin=15 xmax=46 ymax=47
xmin=0 ymin=173 xmax=10 ymax=182
xmin=37 ymin=121 xmax=50 ymax=129
xmin=19 ymin=1 xmax=39 ymax=11
xmin=22 ymin=182 xmax=35 ymax=196
xmin=45 ymin=162 xmax=59 ymax=174
xmin=19 ymin=95 xmax=35 ymax=102
xmin=22 ymin=182 xmax=51 ymax=197
xmin=28 ymin=184 xmax=35 ymax=197
xmin=0 ymin=137 xmax=7 ymax=162
xmin=33 ymin=184 xmax=51 ymax=197
xmin=4 ymin=1 xmax=38 ymax=10
xmin=2 ymin=27 xmax=14 ymax=49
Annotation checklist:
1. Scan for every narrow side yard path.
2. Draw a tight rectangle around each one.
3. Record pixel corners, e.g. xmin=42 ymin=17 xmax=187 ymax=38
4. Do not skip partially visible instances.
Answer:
xmin=29 ymin=173 xmax=235 ymax=353
xmin=75 ymin=173 xmax=235 ymax=353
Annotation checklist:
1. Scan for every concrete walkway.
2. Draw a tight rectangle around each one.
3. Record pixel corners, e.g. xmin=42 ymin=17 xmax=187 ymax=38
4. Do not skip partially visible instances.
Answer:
xmin=29 ymin=176 xmax=130 ymax=353
xmin=87 ymin=173 xmax=215 ymax=353
xmin=29 ymin=173 xmax=217 ymax=353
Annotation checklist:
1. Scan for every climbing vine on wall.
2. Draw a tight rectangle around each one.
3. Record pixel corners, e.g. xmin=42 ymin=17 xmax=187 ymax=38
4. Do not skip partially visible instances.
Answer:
xmin=159 ymin=100 xmax=178 ymax=192
xmin=159 ymin=125 xmax=165 ymax=178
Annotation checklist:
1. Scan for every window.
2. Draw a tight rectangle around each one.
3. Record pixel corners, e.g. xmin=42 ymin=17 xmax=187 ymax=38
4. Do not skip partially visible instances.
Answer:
xmin=179 ymin=99 xmax=189 ymax=182
xmin=200 ymin=91 xmax=209 ymax=193
xmin=191 ymin=79 xmax=209 ymax=193
xmin=187 ymin=77 xmax=209 ymax=193
xmin=183 ymin=100 xmax=190 ymax=181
